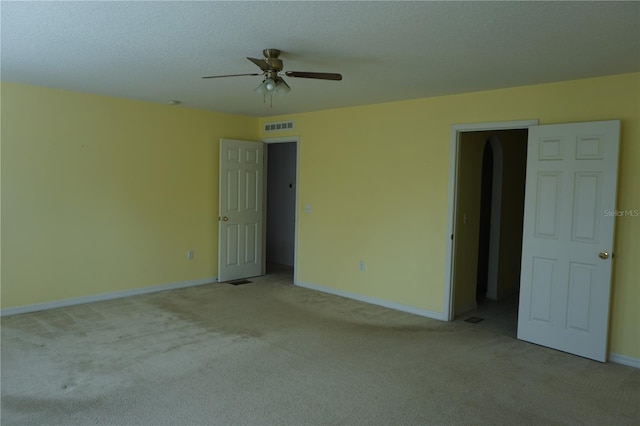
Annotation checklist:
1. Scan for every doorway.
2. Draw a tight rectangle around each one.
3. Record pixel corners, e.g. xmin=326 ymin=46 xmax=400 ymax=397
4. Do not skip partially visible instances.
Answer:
xmin=443 ymin=121 xmax=534 ymax=335
xmin=454 ymin=130 xmax=527 ymax=336
xmin=443 ymin=120 xmax=620 ymax=361
xmin=264 ymin=138 xmax=298 ymax=283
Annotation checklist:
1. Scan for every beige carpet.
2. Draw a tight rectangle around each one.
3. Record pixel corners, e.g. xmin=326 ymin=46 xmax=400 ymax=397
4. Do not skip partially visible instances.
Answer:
xmin=2 ymin=271 xmax=639 ymax=425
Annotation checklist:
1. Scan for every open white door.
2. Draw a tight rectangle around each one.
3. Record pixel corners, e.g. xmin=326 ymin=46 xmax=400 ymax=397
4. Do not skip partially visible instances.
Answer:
xmin=218 ymin=139 xmax=264 ymax=282
xmin=518 ymin=120 xmax=620 ymax=362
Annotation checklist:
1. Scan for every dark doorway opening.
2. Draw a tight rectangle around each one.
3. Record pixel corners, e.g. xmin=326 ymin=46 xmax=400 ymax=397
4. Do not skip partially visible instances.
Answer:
xmin=452 ymin=128 xmax=529 ymax=338
xmin=265 ymin=142 xmax=297 ymax=276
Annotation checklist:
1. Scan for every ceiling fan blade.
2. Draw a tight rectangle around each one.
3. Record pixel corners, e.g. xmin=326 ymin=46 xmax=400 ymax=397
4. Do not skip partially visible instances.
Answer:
xmin=247 ymin=57 xmax=270 ymax=72
xmin=285 ymin=71 xmax=342 ymax=81
xmin=276 ymin=76 xmax=290 ymax=90
xmin=202 ymin=73 xmax=260 ymax=79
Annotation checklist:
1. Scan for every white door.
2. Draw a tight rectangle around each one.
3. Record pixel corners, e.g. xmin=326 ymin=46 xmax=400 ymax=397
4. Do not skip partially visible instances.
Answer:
xmin=518 ymin=120 xmax=620 ymax=362
xmin=218 ymin=139 xmax=264 ymax=282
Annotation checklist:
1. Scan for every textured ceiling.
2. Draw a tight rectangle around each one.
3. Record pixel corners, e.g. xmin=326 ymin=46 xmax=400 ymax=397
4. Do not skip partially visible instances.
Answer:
xmin=2 ymin=1 xmax=639 ymax=117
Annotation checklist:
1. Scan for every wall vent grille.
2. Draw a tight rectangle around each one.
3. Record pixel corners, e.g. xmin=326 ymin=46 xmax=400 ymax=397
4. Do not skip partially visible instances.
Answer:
xmin=264 ymin=121 xmax=294 ymax=132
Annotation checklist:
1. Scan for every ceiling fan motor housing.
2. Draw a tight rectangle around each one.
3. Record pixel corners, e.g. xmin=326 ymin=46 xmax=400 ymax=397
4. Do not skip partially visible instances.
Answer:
xmin=263 ymin=48 xmax=281 ymax=58
xmin=263 ymin=49 xmax=283 ymax=72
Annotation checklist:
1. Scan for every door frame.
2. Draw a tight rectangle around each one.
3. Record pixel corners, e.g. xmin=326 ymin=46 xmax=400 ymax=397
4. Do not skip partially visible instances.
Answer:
xmin=261 ymin=136 xmax=300 ymax=283
xmin=442 ymin=120 xmax=538 ymax=321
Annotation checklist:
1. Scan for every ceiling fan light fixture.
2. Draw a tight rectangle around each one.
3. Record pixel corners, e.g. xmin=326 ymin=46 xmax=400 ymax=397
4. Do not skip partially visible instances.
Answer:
xmin=254 ymin=81 xmax=266 ymax=94
xmin=255 ymin=78 xmax=280 ymax=94
xmin=264 ymin=78 xmax=276 ymax=92
xmin=275 ymin=81 xmax=291 ymax=95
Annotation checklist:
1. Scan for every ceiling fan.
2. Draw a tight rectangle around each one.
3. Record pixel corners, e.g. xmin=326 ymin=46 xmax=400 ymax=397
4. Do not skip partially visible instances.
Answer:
xmin=202 ymin=49 xmax=342 ymax=105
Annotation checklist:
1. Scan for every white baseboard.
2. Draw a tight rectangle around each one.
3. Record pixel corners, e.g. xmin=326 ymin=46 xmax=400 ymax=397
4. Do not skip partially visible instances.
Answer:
xmin=295 ymin=280 xmax=446 ymax=321
xmin=0 ymin=277 xmax=218 ymax=317
xmin=609 ymin=353 xmax=640 ymax=369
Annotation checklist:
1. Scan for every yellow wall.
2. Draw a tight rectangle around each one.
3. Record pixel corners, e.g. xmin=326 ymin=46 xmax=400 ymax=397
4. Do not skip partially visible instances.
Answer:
xmin=260 ymin=73 xmax=640 ymax=359
xmin=2 ymin=73 xmax=638 ymax=360
xmin=1 ymin=82 xmax=258 ymax=307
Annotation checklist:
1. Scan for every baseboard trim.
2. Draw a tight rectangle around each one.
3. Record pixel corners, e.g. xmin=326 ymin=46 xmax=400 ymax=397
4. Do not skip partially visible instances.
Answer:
xmin=609 ymin=353 xmax=640 ymax=369
xmin=295 ymin=280 xmax=446 ymax=321
xmin=0 ymin=277 xmax=218 ymax=317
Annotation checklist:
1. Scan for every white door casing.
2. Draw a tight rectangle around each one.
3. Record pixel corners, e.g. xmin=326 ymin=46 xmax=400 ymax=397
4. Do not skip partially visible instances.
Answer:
xmin=218 ymin=139 xmax=264 ymax=282
xmin=517 ymin=120 xmax=620 ymax=362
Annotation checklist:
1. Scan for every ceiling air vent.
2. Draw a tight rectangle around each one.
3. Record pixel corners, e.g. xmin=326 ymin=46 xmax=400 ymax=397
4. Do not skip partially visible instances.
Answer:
xmin=264 ymin=121 xmax=294 ymax=133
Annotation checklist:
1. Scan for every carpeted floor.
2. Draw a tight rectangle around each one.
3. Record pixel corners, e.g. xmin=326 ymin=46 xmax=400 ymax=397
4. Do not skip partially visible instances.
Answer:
xmin=1 ymin=271 xmax=639 ymax=425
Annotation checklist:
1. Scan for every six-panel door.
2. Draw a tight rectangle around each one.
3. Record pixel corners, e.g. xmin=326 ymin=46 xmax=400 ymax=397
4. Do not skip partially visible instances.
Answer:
xmin=218 ymin=139 xmax=264 ymax=282
xmin=517 ymin=121 xmax=620 ymax=362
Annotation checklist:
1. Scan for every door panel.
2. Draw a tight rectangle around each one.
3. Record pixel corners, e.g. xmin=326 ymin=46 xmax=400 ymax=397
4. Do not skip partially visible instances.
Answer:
xmin=226 ymin=225 xmax=240 ymax=267
xmin=530 ymin=257 xmax=555 ymax=323
xmin=218 ymin=139 xmax=264 ymax=282
xmin=566 ymin=262 xmax=594 ymax=332
xmin=534 ymin=172 xmax=561 ymax=238
xmin=518 ymin=120 xmax=620 ymax=362
xmin=572 ymin=173 xmax=601 ymax=242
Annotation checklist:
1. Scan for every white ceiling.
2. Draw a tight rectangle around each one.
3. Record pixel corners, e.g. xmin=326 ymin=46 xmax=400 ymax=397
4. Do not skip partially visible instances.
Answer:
xmin=2 ymin=1 xmax=639 ymax=117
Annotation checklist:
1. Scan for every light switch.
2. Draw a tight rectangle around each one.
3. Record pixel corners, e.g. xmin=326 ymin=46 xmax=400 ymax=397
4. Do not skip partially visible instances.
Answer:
xmin=304 ymin=204 xmax=312 ymax=213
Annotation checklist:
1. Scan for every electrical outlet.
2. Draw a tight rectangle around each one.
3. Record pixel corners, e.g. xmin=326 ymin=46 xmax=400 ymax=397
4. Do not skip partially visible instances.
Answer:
xmin=359 ymin=260 xmax=365 ymax=272
xmin=187 ymin=250 xmax=194 ymax=260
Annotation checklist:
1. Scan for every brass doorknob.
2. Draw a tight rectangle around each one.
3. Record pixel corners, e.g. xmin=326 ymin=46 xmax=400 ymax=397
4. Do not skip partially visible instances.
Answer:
xmin=221 ymin=216 xmax=229 ymax=222
xmin=599 ymin=251 xmax=609 ymax=260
